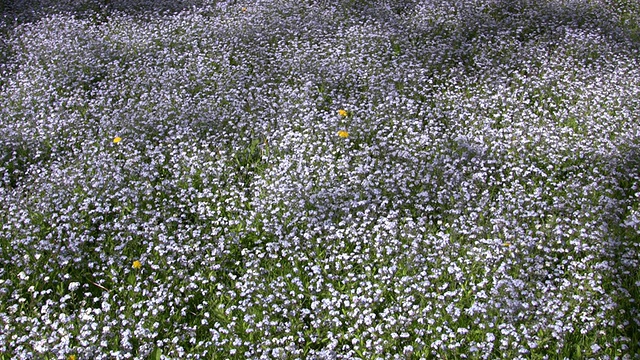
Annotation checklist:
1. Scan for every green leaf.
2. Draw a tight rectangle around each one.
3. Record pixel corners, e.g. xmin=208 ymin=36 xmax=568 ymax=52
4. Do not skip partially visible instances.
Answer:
xmin=126 ymin=273 xmax=136 ymax=286
xmin=148 ymin=347 xmax=162 ymax=360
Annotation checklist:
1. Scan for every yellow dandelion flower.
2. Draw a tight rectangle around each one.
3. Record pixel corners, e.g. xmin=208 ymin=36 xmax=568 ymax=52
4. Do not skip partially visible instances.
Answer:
xmin=338 ymin=109 xmax=348 ymax=117
xmin=67 ymin=355 xmax=77 ymax=360
xmin=503 ymin=242 xmax=511 ymax=247
xmin=113 ymin=136 xmax=122 ymax=144
xmin=132 ymin=260 xmax=142 ymax=269
xmin=337 ymin=130 xmax=349 ymax=138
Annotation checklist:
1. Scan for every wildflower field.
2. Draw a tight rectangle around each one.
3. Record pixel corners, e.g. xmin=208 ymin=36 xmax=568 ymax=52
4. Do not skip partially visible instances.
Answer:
xmin=1 ymin=0 xmax=640 ymax=358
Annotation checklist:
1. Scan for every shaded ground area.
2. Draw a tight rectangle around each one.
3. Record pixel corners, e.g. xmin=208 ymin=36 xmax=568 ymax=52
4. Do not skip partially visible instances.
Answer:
xmin=1 ymin=0 xmax=207 ymax=21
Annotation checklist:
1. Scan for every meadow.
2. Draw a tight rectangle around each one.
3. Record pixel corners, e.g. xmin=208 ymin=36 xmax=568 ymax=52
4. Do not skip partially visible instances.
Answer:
xmin=1 ymin=0 xmax=640 ymax=358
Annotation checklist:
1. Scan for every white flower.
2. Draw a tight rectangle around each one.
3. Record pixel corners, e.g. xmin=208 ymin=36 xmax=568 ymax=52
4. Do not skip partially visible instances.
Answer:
xmin=68 ymin=282 xmax=80 ymax=292
xmin=403 ymin=345 xmax=414 ymax=356
xmin=486 ymin=333 xmax=495 ymax=342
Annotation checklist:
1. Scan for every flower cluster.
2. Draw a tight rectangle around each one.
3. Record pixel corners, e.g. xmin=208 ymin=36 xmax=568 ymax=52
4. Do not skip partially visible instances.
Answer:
xmin=0 ymin=0 xmax=639 ymax=358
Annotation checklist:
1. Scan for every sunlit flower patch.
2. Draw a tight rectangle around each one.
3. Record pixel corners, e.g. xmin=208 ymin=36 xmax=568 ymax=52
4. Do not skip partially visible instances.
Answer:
xmin=0 ymin=0 xmax=638 ymax=359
